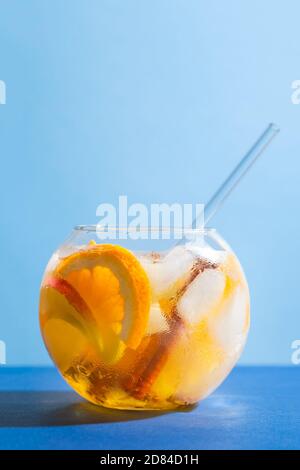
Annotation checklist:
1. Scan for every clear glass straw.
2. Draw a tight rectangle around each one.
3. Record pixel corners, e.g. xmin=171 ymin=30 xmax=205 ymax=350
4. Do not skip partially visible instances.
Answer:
xmin=194 ymin=122 xmax=280 ymax=228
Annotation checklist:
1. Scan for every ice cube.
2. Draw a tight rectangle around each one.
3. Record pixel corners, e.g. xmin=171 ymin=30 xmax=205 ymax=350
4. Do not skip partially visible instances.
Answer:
xmin=187 ymin=243 xmax=228 ymax=265
xmin=177 ymin=269 xmax=226 ymax=324
xmin=139 ymin=246 xmax=195 ymax=298
xmin=146 ymin=303 xmax=169 ymax=335
xmin=209 ymin=285 xmax=249 ymax=353
xmin=222 ymin=253 xmax=245 ymax=283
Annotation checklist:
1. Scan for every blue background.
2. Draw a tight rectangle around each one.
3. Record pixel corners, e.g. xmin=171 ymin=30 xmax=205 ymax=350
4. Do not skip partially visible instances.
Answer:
xmin=0 ymin=1 xmax=299 ymax=365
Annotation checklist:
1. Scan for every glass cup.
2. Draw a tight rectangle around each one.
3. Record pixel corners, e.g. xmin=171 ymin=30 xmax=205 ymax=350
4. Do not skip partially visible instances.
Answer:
xmin=39 ymin=226 xmax=250 ymax=410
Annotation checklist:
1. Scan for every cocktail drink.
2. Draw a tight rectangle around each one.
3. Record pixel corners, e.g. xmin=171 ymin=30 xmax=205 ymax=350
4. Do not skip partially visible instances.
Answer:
xmin=39 ymin=227 xmax=249 ymax=410
xmin=39 ymin=124 xmax=279 ymax=410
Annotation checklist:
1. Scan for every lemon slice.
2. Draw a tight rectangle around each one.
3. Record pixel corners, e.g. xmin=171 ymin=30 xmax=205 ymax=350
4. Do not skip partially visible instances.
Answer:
xmin=40 ymin=276 xmax=120 ymax=363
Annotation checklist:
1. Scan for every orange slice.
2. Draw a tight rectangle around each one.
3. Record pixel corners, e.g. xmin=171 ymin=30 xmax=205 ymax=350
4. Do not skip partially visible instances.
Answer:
xmin=42 ymin=244 xmax=151 ymax=362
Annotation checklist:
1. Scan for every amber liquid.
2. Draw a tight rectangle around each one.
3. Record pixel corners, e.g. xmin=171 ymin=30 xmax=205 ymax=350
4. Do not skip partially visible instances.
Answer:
xmin=40 ymin=246 xmax=249 ymax=410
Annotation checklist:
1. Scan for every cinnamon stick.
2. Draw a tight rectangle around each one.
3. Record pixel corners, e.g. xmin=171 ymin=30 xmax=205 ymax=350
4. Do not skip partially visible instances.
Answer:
xmin=127 ymin=258 xmax=218 ymax=400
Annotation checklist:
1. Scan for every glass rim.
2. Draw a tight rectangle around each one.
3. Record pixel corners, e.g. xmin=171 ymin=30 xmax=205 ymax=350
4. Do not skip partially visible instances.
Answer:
xmin=74 ymin=225 xmax=216 ymax=234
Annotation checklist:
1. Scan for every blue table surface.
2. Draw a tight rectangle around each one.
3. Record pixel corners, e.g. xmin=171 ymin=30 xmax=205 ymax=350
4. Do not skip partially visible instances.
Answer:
xmin=0 ymin=366 xmax=299 ymax=450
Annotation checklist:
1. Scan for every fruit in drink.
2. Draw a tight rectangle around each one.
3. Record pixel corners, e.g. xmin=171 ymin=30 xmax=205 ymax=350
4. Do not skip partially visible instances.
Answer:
xmin=40 ymin=241 xmax=249 ymax=410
